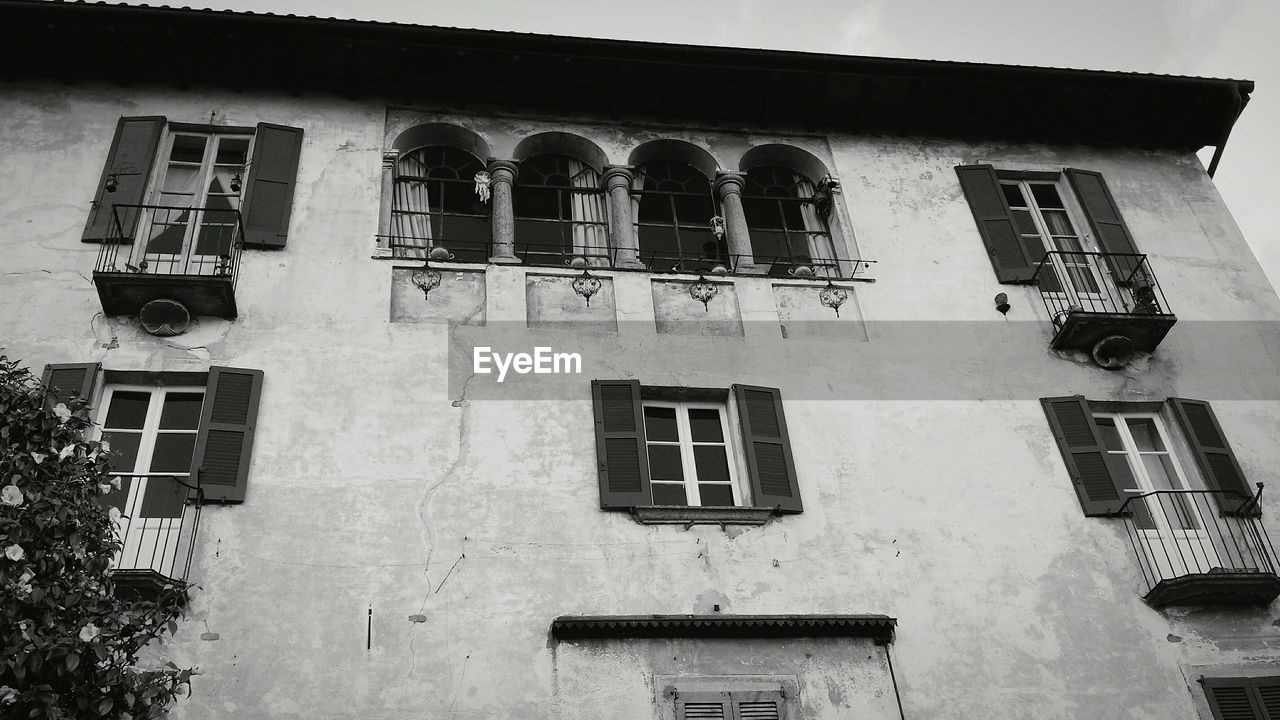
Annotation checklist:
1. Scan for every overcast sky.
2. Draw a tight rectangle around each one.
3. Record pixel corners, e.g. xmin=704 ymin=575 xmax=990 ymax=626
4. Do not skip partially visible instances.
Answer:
xmin=116 ymin=0 xmax=1280 ymax=290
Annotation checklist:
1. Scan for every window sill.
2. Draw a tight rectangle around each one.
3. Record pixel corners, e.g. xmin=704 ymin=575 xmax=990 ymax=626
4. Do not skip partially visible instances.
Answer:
xmin=630 ymin=505 xmax=776 ymax=527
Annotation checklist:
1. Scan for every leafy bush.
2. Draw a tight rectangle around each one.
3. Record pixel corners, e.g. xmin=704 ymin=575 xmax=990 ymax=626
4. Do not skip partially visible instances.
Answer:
xmin=1 ymin=356 xmax=192 ymax=719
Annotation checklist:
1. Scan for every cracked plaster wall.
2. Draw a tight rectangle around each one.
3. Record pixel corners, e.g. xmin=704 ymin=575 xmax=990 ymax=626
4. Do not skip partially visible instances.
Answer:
xmin=2 ymin=83 xmax=1280 ymax=720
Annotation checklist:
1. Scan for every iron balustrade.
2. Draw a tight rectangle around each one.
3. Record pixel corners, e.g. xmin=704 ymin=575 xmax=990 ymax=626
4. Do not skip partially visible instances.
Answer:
xmin=1031 ymin=251 xmax=1172 ymax=330
xmin=95 ymin=203 xmax=244 ymax=283
xmin=110 ymin=473 xmax=204 ymax=585
xmin=1118 ymin=487 xmax=1277 ymax=601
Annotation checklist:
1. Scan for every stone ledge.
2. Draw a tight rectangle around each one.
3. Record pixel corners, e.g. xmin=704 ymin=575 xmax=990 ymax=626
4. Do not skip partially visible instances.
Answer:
xmin=629 ymin=505 xmax=776 ymax=527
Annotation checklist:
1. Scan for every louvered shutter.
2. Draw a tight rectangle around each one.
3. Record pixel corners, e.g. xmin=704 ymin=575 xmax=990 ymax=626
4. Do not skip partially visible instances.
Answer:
xmin=955 ymin=164 xmax=1038 ymax=283
xmin=591 ymin=380 xmax=650 ymax=508
xmin=1254 ymin=678 xmax=1280 ymax=719
xmin=677 ymin=692 xmax=732 ymax=720
xmin=1204 ymin=678 xmax=1266 ymax=720
xmin=240 ymin=123 xmax=304 ymax=249
xmin=1064 ymin=169 xmax=1144 ymax=282
xmin=733 ymin=385 xmax=802 ymax=513
xmin=1169 ymin=398 xmax=1254 ymax=515
xmin=1041 ymin=396 xmax=1127 ymax=516
xmin=190 ymin=367 xmax=263 ymax=503
xmin=732 ymin=691 xmax=785 ymax=720
xmin=41 ymin=363 xmax=101 ymax=409
xmin=82 ymin=116 xmax=165 ymax=243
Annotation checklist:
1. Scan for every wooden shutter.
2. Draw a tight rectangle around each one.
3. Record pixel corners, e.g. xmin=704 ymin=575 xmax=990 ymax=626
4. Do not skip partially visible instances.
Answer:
xmin=1064 ymin=169 xmax=1143 ymax=282
xmin=591 ymin=380 xmax=650 ymax=508
xmin=733 ymin=385 xmax=802 ymax=513
xmin=82 ymin=116 xmax=165 ymax=243
xmin=1169 ymin=398 xmax=1254 ymax=515
xmin=1041 ymin=396 xmax=1127 ymax=516
xmin=41 ymin=362 xmax=101 ymax=408
xmin=955 ymin=164 xmax=1037 ymax=283
xmin=1256 ymin=679 xmax=1280 ymax=719
xmin=190 ymin=367 xmax=263 ymax=504
xmin=677 ymin=692 xmax=731 ymax=720
xmin=732 ymin=691 xmax=785 ymax=720
xmin=1204 ymin=677 xmax=1269 ymax=720
xmin=240 ymin=123 xmax=304 ymax=249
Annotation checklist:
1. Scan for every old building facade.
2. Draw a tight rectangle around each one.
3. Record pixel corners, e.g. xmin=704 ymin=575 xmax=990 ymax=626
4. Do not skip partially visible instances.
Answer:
xmin=3 ymin=2 xmax=1280 ymax=718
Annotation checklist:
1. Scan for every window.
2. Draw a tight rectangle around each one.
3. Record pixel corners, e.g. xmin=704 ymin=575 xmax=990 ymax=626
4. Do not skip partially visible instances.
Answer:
xmin=634 ymin=160 xmax=726 ymax=269
xmin=391 ymin=146 xmax=490 ymax=263
xmin=676 ymin=691 xmax=785 ymax=720
xmin=513 ymin=154 xmax=607 ymax=266
xmin=954 ymin=166 xmax=1142 ymax=285
xmin=1203 ymin=676 xmax=1280 ymax=720
xmin=1093 ymin=412 xmax=1198 ymax=530
xmin=643 ymin=402 xmax=739 ymax=507
xmin=591 ymin=381 xmax=802 ymax=519
xmin=742 ymin=166 xmax=837 ymax=276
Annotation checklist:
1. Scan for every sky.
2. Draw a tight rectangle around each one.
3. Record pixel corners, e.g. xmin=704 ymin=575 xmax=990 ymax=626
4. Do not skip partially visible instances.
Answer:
xmin=115 ymin=0 xmax=1280 ymax=291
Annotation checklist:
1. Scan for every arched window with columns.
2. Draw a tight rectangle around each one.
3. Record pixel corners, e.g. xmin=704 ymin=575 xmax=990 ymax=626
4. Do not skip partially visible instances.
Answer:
xmin=513 ymin=154 xmax=607 ymax=266
xmin=741 ymin=166 xmax=837 ymax=275
xmin=391 ymin=146 xmax=490 ymax=262
xmin=633 ymin=160 xmax=725 ymax=270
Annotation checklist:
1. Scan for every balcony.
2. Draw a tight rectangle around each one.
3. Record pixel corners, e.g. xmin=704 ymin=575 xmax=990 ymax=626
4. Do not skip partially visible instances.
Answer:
xmin=109 ymin=474 xmax=203 ymax=604
xmin=94 ymin=204 xmax=243 ymax=321
xmin=1119 ymin=487 xmax=1280 ymax=607
xmin=1032 ymin=252 xmax=1176 ymax=367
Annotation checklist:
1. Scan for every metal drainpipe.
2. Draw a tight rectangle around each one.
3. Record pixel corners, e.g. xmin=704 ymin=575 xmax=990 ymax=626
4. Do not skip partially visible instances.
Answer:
xmin=882 ymin=640 xmax=906 ymax=720
xmin=1207 ymin=83 xmax=1251 ymax=178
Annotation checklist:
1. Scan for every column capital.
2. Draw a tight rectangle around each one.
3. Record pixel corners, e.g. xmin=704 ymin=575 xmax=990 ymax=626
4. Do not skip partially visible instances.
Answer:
xmin=486 ymin=158 xmax=520 ymax=182
xmin=382 ymin=150 xmax=399 ymax=170
xmin=601 ymin=165 xmax=635 ymax=190
xmin=714 ymin=171 xmax=746 ymax=195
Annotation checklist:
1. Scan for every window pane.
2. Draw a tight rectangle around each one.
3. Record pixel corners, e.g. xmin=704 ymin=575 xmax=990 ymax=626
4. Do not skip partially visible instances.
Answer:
xmin=1141 ymin=453 xmax=1183 ymax=490
xmin=651 ymin=483 xmax=689 ymax=506
xmin=1012 ymin=209 xmax=1038 ymax=235
xmin=99 ymin=475 xmax=132 ymax=513
xmin=159 ymin=392 xmax=204 ymax=430
xmin=169 ymin=135 xmax=207 ymax=163
xmin=1125 ymin=418 xmax=1166 ymax=452
xmin=1150 ymin=487 xmax=1199 ymax=530
xmin=149 ymin=433 xmax=196 ymax=473
xmin=637 ymin=195 xmax=675 ymax=223
xmin=644 ymin=407 xmax=679 ymax=442
xmin=688 ymin=409 xmax=724 ymax=442
xmin=104 ymin=392 xmax=151 ymax=429
xmin=1095 ymin=417 xmax=1124 ymax=451
xmin=215 ymin=137 xmax=249 ymax=166
xmin=638 ymin=225 xmax=680 ymax=257
xmin=101 ymin=430 xmax=142 ymax=471
xmin=744 ymin=197 xmax=784 ymax=229
xmin=647 ymin=444 xmax=684 ymax=483
xmin=698 ymin=483 xmax=734 ymax=506
xmin=1041 ymin=209 xmax=1076 ymax=237
xmin=1001 ymin=183 xmax=1026 ymax=208
xmin=139 ymin=476 xmax=187 ymax=518
xmin=750 ymin=229 xmax=789 ymax=264
xmin=161 ymin=164 xmax=201 ymax=194
xmin=673 ymin=193 xmax=713 ymax=225
xmin=693 ymin=445 xmax=730 ymax=484
xmin=514 ymin=186 xmax=562 ymax=220
xmin=1030 ymin=184 xmax=1064 ymax=209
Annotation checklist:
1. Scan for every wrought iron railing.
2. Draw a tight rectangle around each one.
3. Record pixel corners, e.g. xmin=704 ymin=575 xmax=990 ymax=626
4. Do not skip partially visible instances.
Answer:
xmin=1118 ymin=487 xmax=1277 ymax=597
xmin=111 ymin=473 xmax=203 ymax=585
xmin=96 ymin=203 xmax=244 ymax=283
xmin=1031 ymin=251 xmax=1172 ymax=329
xmin=381 ymin=236 xmax=873 ymax=279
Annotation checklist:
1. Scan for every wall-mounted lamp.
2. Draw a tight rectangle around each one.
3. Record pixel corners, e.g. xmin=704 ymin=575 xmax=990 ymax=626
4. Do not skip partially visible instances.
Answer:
xmin=689 ymin=274 xmax=718 ymax=311
xmin=572 ymin=268 xmax=602 ymax=307
xmin=103 ymin=162 xmax=137 ymax=193
xmin=994 ymin=292 xmax=1011 ymax=315
xmin=819 ymin=280 xmax=848 ymax=317
xmin=409 ymin=246 xmax=455 ymax=300
xmin=105 ymin=173 xmax=119 ymax=193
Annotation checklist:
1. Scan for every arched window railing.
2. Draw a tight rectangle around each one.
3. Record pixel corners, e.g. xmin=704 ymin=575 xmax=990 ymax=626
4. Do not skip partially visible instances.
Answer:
xmin=391 ymin=146 xmax=489 ymax=262
xmin=742 ymin=166 xmax=837 ymax=276
xmin=634 ymin=160 xmax=726 ymax=271
xmin=513 ymin=154 xmax=607 ymax=266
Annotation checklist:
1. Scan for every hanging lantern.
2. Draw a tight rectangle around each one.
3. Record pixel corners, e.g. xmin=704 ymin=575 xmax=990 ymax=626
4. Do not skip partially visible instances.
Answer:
xmin=572 ymin=268 xmax=602 ymax=307
xmin=410 ymin=263 xmax=441 ymax=299
xmin=819 ymin=280 xmax=848 ymax=317
xmin=689 ymin=274 xmax=718 ymax=311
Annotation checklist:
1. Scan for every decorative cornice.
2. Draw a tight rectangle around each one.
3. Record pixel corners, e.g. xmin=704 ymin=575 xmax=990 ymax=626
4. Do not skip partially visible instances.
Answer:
xmin=551 ymin=614 xmax=897 ymax=643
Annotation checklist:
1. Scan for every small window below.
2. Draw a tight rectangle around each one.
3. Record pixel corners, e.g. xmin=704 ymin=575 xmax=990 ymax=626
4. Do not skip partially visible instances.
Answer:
xmin=643 ymin=401 xmax=740 ymax=507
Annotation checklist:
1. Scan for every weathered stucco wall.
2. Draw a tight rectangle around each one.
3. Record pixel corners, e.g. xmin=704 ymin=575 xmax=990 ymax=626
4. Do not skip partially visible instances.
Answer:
xmin=2 ymin=82 xmax=1280 ymax=720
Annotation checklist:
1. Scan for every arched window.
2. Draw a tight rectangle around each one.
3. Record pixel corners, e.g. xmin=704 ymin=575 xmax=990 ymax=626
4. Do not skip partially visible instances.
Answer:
xmin=513 ymin=154 xmax=607 ymax=266
xmin=742 ymin=166 xmax=837 ymax=275
xmin=634 ymin=160 xmax=725 ymax=270
xmin=392 ymin=146 xmax=489 ymax=263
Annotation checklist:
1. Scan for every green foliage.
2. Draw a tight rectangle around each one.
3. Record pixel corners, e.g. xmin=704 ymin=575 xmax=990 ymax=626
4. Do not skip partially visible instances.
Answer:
xmin=1 ymin=356 xmax=192 ymax=719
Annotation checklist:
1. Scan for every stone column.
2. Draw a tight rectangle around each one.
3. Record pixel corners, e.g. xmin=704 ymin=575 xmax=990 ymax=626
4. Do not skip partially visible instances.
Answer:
xmin=375 ymin=151 xmax=398 ymax=258
xmin=602 ymin=165 xmax=644 ymax=269
xmin=487 ymin=159 xmax=521 ymax=264
xmin=714 ymin=172 xmax=759 ymax=273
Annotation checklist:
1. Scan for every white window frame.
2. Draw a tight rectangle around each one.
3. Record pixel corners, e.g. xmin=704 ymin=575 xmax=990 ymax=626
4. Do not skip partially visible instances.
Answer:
xmin=642 ymin=400 xmax=743 ymax=507
xmin=97 ymin=384 xmax=205 ymax=513
xmin=1094 ymin=411 xmax=1202 ymax=528
xmin=1000 ymin=177 xmax=1110 ymax=301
